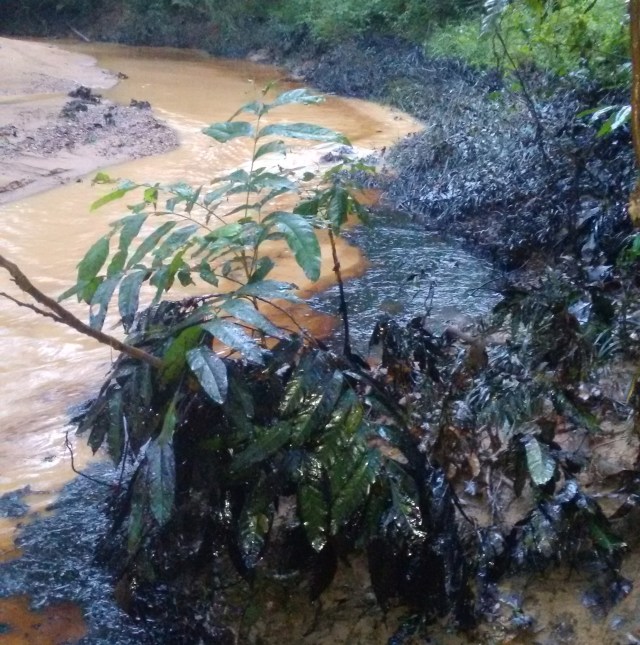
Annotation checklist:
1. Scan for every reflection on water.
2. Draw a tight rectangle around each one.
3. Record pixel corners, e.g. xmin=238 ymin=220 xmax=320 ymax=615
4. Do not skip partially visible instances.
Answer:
xmin=309 ymin=210 xmax=500 ymax=353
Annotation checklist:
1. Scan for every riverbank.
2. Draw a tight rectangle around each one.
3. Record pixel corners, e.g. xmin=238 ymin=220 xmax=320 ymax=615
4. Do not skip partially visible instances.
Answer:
xmin=1 ymin=29 xmax=640 ymax=645
xmin=0 ymin=38 xmax=178 ymax=205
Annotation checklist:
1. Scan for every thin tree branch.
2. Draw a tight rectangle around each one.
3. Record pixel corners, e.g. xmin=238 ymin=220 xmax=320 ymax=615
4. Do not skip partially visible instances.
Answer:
xmin=0 ymin=291 xmax=64 ymax=324
xmin=65 ymin=429 xmax=112 ymax=488
xmin=0 ymin=252 xmax=163 ymax=369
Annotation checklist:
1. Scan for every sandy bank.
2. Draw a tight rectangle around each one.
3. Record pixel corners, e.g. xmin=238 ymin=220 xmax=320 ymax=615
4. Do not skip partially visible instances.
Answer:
xmin=0 ymin=37 xmax=178 ymax=205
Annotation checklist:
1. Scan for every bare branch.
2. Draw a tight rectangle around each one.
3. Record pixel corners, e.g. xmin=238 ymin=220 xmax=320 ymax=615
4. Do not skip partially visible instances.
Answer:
xmin=0 ymin=291 xmax=64 ymax=323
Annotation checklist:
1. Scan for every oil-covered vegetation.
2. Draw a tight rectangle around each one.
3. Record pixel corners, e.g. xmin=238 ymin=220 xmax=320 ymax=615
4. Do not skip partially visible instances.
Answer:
xmin=48 ymin=83 xmax=640 ymax=640
xmin=3 ymin=0 xmax=640 ymax=641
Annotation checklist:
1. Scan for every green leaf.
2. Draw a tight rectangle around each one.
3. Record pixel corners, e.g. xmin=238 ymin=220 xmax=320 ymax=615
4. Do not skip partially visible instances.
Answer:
xmin=232 ymin=423 xmax=293 ymax=472
xmin=202 ymin=120 xmax=254 ymax=142
xmin=153 ymin=224 xmax=198 ymax=264
xmin=186 ymin=346 xmax=228 ymax=404
xmin=161 ymin=326 xmax=203 ymax=383
xmin=327 ymin=186 xmax=350 ymax=232
xmin=126 ymin=221 xmax=177 ymax=269
xmin=248 ymin=257 xmax=274 ymax=283
xmin=143 ymin=186 xmax=158 ymax=204
xmin=221 ymin=298 xmax=288 ymax=339
xmin=524 ymin=437 xmax=555 ymax=486
xmin=89 ymin=274 xmax=120 ymax=330
xmin=158 ymin=396 xmax=178 ymax=445
xmin=258 ymin=123 xmax=350 ymax=145
xmin=77 ymin=235 xmax=110 ymax=285
xmin=57 ymin=283 xmax=79 ymax=302
xmin=199 ymin=260 xmax=219 ymax=286
xmin=203 ymin=319 xmax=264 ymax=365
xmin=253 ymin=140 xmax=287 ymax=161
xmin=263 ymin=211 xmax=321 ymax=281
xmin=90 ymin=180 xmax=138 ymax=211
xmin=146 ymin=439 xmax=175 ymax=526
xmin=92 ymin=171 xmax=114 ymax=185
xmin=118 ymin=269 xmax=147 ymax=330
xmin=298 ymin=456 xmax=329 ymax=552
xmin=250 ymin=171 xmax=296 ymax=193
xmin=204 ymin=183 xmax=232 ymax=206
xmin=294 ymin=198 xmax=320 ymax=216
xmin=269 ymin=88 xmax=324 ymax=109
xmin=228 ymin=100 xmax=265 ymax=121
xmin=118 ymin=213 xmax=147 ymax=252
xmin=330 ymin=450 xmax=379 ymax=534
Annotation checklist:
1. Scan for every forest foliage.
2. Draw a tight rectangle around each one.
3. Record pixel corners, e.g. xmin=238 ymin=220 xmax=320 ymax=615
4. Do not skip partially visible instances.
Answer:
xmin=0 ymin=0 xmax=631 ymax=91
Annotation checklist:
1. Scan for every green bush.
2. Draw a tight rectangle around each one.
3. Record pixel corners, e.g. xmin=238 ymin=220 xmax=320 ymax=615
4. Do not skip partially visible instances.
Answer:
xmin=427 ymin=0 xmax=629 ymax=86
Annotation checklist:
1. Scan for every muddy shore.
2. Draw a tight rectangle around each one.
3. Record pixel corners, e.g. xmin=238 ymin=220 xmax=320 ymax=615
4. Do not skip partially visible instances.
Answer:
xmin=0 ymin=38 xmax=178 ymax=205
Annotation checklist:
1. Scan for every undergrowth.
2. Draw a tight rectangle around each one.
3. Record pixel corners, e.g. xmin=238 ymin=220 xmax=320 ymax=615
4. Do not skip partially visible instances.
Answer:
xmin=61 ymin=89 xmax=640 ymax=641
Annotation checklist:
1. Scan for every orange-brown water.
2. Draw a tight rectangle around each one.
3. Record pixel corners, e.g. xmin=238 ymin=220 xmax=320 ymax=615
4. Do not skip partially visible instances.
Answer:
xmin=0 ymin=41 xmax=420 ymax=636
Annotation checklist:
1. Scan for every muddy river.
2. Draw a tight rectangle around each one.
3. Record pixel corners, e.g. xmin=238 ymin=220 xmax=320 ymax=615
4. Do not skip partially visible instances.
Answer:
xmin=0 ymin=42 xmax=503 ymax=642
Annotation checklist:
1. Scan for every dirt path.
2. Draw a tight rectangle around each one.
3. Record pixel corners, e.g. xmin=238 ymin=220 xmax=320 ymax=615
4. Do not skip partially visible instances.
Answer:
xmin=0 ymin=37 xmax=178 ymax=205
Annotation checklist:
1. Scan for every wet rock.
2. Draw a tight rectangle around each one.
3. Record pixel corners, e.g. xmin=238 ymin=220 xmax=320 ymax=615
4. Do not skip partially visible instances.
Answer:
xmin=67 ymin=85 xmax=101 ymax=103
xmin=129 ymin=99 xmax=151 ymax=109
xmin=60 ymin=100 xmax=88 ymax=117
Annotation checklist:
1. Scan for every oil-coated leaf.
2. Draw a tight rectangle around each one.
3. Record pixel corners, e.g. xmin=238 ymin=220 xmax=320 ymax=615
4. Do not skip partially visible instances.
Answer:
xmin=221 ymin=298 xmax=288 ymax=339
xmin=186 ymin=346 xmax=228 ymax=404
xmin=236 ymin=279 xmax=302 ymax=302
xmin=263 ymin=211 xmax=321 ymax=281
xmin=202 ymin=120 xmax=254 ymax=142
xmin=237 ymin=473 xmax=273 ymax=571
xmin=232 ymin=423 xmax=292 ymax=472
xmin=330 ymin=450 xmax=380 ymax=534
xmin=524 ymin=437 xmax=555 ymax=486
xmin=146 ymin=439 xmax=175 ymax=526
xmin=258 ymin=122 xmax=350 ymax=145
xmin=107 ymin=389 xmax=124 ymax=465
xmin=158 ymin=396 xmax=178 ymax=445
xmin=203 ymin=319 xmax=264 ymax=364
xmin=298 ymin=456 xmax=329 ymax=552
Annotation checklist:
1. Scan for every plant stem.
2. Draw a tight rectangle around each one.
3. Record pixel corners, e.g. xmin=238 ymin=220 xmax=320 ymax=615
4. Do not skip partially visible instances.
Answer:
xmin=327 ymin=228 xmax=352 ymax=357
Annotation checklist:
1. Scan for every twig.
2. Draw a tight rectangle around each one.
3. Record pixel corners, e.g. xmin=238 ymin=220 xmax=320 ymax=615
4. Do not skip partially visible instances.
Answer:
xmin=67 ymin=23 xmax=91 ymax=42
xmin=0 ymin=252 xmax=163 ymax=369
xmin=0 ymin=291 xmax=64 ymax=324
xmin=65 ymin=429 xmax=112 ymax=488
